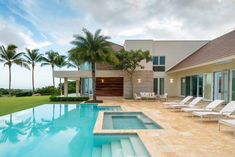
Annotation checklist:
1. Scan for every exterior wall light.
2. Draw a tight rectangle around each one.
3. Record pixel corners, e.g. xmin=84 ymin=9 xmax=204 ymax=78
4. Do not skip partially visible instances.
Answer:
xmin=170 ymin=78 xmax=174 ymax=83
xmin=137 ymin=78 xmax=142 ymax=83
xmin=101 ymin=79 xmax=104 ymax=83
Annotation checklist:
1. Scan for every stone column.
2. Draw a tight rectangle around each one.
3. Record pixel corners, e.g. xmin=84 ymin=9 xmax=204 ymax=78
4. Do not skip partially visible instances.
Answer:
xmin=76 ymin=80 xmax=79 ymax=97
xmin=64 ymin=77 xmax=68 ymax=97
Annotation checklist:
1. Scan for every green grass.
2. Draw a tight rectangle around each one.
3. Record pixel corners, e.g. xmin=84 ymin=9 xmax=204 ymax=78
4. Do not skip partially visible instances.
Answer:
xmin=0 ymin=96 xmax=81 ymax=116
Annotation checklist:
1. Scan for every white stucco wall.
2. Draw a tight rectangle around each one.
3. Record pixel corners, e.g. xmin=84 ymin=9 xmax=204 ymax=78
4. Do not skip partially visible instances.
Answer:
xmin=124 ymin=40 xmax=209 ymax=96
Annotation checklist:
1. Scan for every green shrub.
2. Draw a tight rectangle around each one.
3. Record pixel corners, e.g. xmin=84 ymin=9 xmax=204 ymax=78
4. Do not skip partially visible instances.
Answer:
xmin=85 ymin=100 xmax=103 ymax=103
xmin=15 ymin=91 xmax=33 ymax=97
xmin=36 ymin=86 xmax=60 ymax=95
xmin=49 ymin=96 xmax=89 ymax=102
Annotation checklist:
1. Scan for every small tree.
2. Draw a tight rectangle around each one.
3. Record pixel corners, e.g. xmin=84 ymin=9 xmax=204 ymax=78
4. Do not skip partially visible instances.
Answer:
xmin=115 ymin=49 xmax=151 ymax=98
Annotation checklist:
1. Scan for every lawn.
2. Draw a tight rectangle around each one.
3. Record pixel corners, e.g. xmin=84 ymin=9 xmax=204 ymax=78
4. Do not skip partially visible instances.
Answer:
xmin=0 ymin=96 xmax=81 ymax=116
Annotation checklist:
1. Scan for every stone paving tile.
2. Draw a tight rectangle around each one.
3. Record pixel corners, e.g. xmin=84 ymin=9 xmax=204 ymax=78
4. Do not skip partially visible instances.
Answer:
xmin=94 ymin=97 xmax=235 ymax=157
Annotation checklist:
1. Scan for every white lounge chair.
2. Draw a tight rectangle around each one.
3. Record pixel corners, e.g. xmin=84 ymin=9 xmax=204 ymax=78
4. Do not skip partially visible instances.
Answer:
xmin=163 ymin=96 xmax=193 ymax=106
xmin=192 ymin=101 xmax=235 ymax=120
xmin=134 ymin=93 xmax=141 ymax=100
xmin=219 ymin=119 xmax=235 ymax=136
xmin=181 ymin=100 xmax=225 ymax=113
xmin=159 ymin=93 xmax=168 ymax=101
xmin=166 ymin=97 xmax=203 ymax=109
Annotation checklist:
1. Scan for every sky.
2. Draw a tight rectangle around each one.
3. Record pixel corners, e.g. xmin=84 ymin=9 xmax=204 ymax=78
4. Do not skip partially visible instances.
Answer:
xmin=0 ymin=0 xmax=235 ymax=89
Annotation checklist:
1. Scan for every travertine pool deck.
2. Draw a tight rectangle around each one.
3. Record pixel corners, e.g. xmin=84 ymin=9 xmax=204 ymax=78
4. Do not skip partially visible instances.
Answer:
xmin=94 ymin=97 xmax=235 ymax=157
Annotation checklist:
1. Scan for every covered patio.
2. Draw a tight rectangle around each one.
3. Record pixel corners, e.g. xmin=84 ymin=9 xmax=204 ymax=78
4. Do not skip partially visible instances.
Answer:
xmin=53 ymin=70 xmax=124 ymax=97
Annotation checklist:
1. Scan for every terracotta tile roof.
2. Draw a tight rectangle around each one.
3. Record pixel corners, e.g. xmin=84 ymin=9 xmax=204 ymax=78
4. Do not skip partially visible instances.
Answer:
xmin=168 ymin=30 xmax=235 ymax=72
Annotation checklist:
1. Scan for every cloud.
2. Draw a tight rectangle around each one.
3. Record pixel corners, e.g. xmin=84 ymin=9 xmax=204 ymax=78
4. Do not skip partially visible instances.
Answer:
xmin=68 ymin=0 xmax=235 ymax=41
xmin=0 ymin=19 xmax=51 ymax=50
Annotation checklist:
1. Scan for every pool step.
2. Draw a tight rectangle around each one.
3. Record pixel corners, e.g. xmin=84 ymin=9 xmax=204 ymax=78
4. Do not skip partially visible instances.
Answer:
xmin=101 ymin=144 xmax=111 ymax=157
xmin=120 ymin=138 xmax=136 ymax=157
xmin=92 ymin=147 xmax=102 ymax=157
xmin=145 ymin=123 xmax=157 ymax=129
xmin=111 ymin=141 xmax=123 ymax=157
xmin=138 ymin=115 xmax=152 ymax=123
xmin=129 ymin=136 xmax=150 ymax=157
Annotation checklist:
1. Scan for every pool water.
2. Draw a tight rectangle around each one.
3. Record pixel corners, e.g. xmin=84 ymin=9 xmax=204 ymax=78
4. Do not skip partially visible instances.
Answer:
xmin=0 ymin=104 xmax=150 ymax=157
xmin=103 ymin=112 xmax=162 ymax=129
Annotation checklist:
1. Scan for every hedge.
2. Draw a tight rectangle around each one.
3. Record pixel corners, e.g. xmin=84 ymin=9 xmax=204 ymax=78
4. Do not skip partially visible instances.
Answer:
xmin=50 ymin=96 xmax=89 ymax=102
xmin=85 ymin=100 xmax=103 ymax=103
xmin=15 ymin=91 xmax=33 ymax=97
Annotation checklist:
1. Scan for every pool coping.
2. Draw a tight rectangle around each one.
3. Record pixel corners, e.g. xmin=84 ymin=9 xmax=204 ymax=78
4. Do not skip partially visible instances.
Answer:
xmin=93 ymin=103 xmax=167 ymax=157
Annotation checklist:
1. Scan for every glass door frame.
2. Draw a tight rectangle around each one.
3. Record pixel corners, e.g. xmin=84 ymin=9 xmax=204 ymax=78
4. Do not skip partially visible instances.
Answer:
xmin=203 ymin=73 xmax=213 ymax=101
xmin=230 ymin=69 xmax=235 ymax=101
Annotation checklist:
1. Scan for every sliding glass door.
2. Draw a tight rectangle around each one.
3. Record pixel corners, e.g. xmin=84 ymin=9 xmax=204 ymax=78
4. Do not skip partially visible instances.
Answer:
xmin=213 ymin=70 xmax=229 ymax=102
xmin=198 ymin=75 xmax=203 ymax=97
xmin=181 ymin=78 xmax=186 ymax=96
xmin=159 ymin=78 xmax=165 ymax=95
xmin=181 ymin=75 xmax=203 ymax=97
xmin=185 ymin=77 xmax=191 ymax=96
xmin=203 ymin=73 xmax=213 ymax=100
xmin=223 ymin=70 xmax=229 ymax=102
xmin=153 ymin=78 xmax=164 ymax=95
xmin=232 ymin=70 xmax=235 ymax=100
xmin=191 ymin=75 xmax=198 ymax=97
xmin=153 ymin=78 xmax=158 ymax=95
xmin=214 ymin=72 xmax=222 ymax=100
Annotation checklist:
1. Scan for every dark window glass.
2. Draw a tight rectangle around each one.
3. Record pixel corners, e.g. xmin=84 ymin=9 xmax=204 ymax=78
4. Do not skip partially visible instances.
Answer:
xmin=160 ymin=56 xmax=165 ymax=65
xmin=153 ymin=66 xmax=165 ymax=72
xmin=153 ymin=78 xmax=158 ymax=95
xmin=160 ymin=78 xmax=165 ymax=95
xmin=185 ymin=76 xmax=191 ymax=96
xmin=181 ymin=78 xmax=186 ymax=96
xmin=152 ymin=56 xmax=158 ymax=65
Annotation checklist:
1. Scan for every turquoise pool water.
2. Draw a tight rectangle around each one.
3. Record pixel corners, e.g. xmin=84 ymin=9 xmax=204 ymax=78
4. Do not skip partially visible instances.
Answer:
xmin=103 ymin=112 xmax=162 ymax=129
xmin=0 ymin=104 xmax=150 ymax=157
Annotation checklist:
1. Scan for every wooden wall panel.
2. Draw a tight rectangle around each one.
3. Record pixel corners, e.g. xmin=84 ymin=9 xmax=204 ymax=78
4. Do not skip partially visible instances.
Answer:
xmin=96 ymin=77 xmax=123 ymax=96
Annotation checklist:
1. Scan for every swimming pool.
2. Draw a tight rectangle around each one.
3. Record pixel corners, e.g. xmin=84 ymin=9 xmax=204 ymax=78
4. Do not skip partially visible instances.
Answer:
xmin=0 ymin=104 xmax=151 ymax=157
xmin=102 ymin=112 xmax=162 ymax=129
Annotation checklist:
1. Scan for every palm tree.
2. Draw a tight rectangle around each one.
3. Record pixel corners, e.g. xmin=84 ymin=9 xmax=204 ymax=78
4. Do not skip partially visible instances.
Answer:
xmin=70 ymin=29 xmax=118 ymax=100
xmin=55 ymin=55 xmax=68 ymax=95
xmin=41 ymin=50 xmax=59 ymax=87
xmin=24 ymin=48 xmax=43 ymax=93
xmin=67 ymin=52 xmax=81 ymax=70
xmin=0 ymin=45 xmax=30 ymax=96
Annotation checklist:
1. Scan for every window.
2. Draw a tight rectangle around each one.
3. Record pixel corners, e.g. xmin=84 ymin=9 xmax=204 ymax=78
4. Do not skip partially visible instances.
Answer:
xmin=152 ymin=56 xmax=165 ymax=72
xmin=152 ymin=56 xmax=158 ymax=65
xmin=153 ymin=66 xmax=165 ymax=72
xmin=160 ymin=56 xmax=165 ymax=65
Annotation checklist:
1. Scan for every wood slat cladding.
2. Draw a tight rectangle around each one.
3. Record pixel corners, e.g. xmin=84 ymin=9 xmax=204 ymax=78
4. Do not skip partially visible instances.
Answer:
xmin=96 ymin=77 xmax=123 ymax=96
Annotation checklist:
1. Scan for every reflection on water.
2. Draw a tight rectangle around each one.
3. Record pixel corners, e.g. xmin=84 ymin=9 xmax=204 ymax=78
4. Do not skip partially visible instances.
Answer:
xmin=0 ymin=104 xmax=109 ymax=157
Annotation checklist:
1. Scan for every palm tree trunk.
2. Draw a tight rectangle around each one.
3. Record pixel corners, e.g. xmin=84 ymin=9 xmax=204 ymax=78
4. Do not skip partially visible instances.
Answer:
xmin=8 ymin=65 xmax=12 ymax=96
xmin=92 ymin=62 xmax=96 ymax=101
xmin=52 ymin=65 xmax=55 ymax=87
xmin=32 ymin=65 xmax=35 ymax=94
